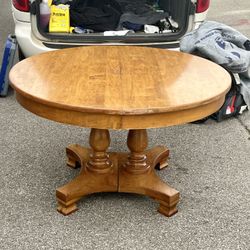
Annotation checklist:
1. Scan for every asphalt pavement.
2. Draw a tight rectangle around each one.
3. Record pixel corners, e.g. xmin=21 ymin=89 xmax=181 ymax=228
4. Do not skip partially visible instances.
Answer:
xmin=0 ymin=1 xmax=249 ymax=249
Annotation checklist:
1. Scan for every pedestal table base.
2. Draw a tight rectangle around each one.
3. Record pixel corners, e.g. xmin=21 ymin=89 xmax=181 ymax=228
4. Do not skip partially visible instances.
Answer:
xmin=56 ymin=129 xmax=179 ymax=217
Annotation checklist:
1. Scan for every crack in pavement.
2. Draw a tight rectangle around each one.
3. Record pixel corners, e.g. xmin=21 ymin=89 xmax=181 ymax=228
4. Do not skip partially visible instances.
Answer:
xmin=237 ymin=117 xmax=250 ymax=139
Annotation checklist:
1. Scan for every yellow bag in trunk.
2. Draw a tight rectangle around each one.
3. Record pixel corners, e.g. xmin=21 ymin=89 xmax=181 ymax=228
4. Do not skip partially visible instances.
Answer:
xmin=49 ymin=5 xmax=70 ymax=33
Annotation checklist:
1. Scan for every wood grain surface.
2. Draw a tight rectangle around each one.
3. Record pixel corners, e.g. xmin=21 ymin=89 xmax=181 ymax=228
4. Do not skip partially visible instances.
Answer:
xmin=10 ymin=46 xmax=231 ymax=129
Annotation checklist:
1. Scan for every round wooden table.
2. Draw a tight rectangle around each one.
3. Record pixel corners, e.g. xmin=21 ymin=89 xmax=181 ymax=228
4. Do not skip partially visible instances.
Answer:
xmin=10 ymin=46 xmax=231 ymax=217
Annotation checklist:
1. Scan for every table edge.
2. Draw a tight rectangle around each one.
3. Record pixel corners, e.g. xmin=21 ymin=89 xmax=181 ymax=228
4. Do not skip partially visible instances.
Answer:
xmin=15 ymin=91 xmax=227 ymax=129
xmin=11 ymin=79 xmax=231 ymax=116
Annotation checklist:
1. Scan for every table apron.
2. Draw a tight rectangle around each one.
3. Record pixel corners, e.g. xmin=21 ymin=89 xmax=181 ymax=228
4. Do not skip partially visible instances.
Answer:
xmin=16 ymin=93 xmax=225 ymax=130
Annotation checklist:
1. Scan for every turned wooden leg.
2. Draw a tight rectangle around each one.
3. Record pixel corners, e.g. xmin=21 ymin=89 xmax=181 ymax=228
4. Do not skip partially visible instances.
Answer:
xmin=123 ymin=129 xmax=150 ymax=174
xmin=119 ymin=129 xmax=179 ymax=217
xmin=57 ymin=129 xmax=117 ymax=215
xmin=86 ymin=128 xmax=112 ymax=173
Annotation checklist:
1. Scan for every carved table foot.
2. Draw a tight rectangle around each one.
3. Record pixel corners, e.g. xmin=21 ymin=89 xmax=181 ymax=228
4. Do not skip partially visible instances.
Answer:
xmin=56 ymin=157 xmax=118 ymax=215
xmin=66 ymin=144 xmax=90 ymax=169
xmin=119 ymin=131 xmax=179 ymax=217
xmin=119 ymin=167 xmax=179 ymax=217
xmin=147 ymin=145 xmax=169 ymax=170
xmin=57 ymin=129 xmax=117 ymax=215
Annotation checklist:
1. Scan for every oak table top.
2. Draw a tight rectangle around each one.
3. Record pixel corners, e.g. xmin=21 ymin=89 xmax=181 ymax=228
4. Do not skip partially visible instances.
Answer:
xmin=10 ymin=46 xmax=231 ymax=217
xmin=10 ymin=46 xmax=231 ymax=129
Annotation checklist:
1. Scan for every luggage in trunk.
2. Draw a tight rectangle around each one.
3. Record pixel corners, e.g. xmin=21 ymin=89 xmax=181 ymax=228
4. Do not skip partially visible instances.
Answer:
xmin=31 ymin=0 xmax=195 ymax=44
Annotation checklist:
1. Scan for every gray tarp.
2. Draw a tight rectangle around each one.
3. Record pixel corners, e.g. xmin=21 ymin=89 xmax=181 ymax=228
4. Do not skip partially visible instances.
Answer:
xmin=180 ymin=21 xmax=250 ymax=107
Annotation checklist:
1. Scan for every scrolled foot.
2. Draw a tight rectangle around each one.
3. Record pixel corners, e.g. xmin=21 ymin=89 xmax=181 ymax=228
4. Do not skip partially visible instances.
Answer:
xmin=155 ymin=158 xmax=168 ymax=170
xmin=145 ymin=146 xmax=169 ymax=170
xmin=66 ymin=144 xmax=90 ymax=169
xmin=67 ymin=156 xmax=80 ymax=169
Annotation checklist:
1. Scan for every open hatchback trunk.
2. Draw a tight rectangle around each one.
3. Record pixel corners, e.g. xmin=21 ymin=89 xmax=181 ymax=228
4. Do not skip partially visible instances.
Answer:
xmin=30 ymin=0 xmax=196 ymax=47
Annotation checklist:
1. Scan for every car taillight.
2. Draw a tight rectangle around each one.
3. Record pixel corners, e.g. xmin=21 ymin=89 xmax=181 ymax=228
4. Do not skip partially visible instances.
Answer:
xmin=196 ymin=0 xmax=210 ymax=13
xmin=12 ymin=0 xmax=30 ymax=12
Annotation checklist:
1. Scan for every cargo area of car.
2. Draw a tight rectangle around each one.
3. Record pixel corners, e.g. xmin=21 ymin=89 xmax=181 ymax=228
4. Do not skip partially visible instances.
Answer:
xmin=31 ymin=0 xmax=195 ymax=44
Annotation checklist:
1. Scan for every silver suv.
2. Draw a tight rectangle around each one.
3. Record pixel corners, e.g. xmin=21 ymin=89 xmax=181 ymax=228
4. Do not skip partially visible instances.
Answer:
xmin=12 ymin=0 xmax=210 ymax=58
